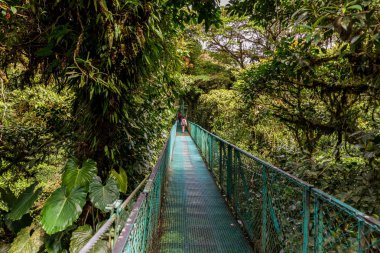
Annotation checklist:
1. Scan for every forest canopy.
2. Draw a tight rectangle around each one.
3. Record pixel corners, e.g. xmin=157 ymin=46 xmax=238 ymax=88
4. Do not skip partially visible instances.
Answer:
xmin=0 ymin=0 xmax=221 ymax=251
xmin=183 ymin=0 xmax=380 ymax=216
xmin=1 ymin=0 xmax=379 ymax=251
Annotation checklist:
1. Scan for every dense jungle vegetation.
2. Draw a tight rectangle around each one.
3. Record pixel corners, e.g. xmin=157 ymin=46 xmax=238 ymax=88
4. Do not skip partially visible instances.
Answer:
xmin=0 ymin=0 xmax=379 ymax=251
xmin=185 ymin=0 xmax=380 ymax=217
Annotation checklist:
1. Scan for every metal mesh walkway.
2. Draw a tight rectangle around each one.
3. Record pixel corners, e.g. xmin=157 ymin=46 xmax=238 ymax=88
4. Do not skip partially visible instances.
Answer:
xmin=112 ymin=122 xmax=380 ymax=253
xmin=155 ymin=128 xmax=253 ymax=252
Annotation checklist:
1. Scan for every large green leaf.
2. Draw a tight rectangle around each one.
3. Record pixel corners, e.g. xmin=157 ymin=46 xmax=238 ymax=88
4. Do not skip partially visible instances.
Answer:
xmin=41 ymin=187 xmax=87 ymax=235
xmin=69 ymin=225 xmax=109 ymax=253
xmin=89 ymin=177 xmax=119 ymax=212
xmin=9 ymin=225 xmax=44 ymax=253
xmin=7 ymin=183 xmax=42 ymax=221
xmin=110 ymin=168 xmax=128 ymax=193
xmin=45 ymin=232 xmax=69 ymax=253
xmin=62 ymin=158 xmax=97 ymax=192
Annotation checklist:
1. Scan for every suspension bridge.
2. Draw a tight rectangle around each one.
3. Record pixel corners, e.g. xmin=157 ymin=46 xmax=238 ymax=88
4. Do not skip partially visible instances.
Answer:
xmin=80 ymin=122 xmax=380 ymax=253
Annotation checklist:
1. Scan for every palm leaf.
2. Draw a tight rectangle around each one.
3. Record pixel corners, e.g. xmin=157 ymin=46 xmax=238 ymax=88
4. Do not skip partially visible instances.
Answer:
xmin=41 ymin=187 xmax=87 ymax=235
xmin=7 ymin=183 xmax=42 ymax=221
xmin=62 ymin=158 xmax=97 ymax=192
xmin=69 ymin=225 xmax=109 ymax=253
xmin=9 ymin=225 xmax=44 ymax=253
xmin=110 ymin=168 xmax=128 ymax=193
xmin=89 ymin=177 xmax=119 ymax=212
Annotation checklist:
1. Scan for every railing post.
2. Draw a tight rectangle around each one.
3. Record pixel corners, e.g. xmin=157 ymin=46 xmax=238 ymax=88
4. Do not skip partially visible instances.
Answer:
xmin=233 ymin=150 xmax=239 ymax=211
xmin=261 ymin=165 xmax=268 ymax=253
xmin=208 ymin=135 xmax=213 ymax=170
xmin=203 ymin=130 xmax=206 ymax=154
xmin=313 ymin=195 xmax=323 ymax=253
xmin=302 ymin=187 xmax=310 ymax=252
xmin=227 ymin=145 xmax=233 ymax=201
xmin=219 ymin=141 xmax=224 ymax=188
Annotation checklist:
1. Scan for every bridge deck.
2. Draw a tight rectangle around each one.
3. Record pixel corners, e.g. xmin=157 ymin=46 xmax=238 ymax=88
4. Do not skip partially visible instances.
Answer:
xmin=155 ymin=128 xmax=253 ymax=252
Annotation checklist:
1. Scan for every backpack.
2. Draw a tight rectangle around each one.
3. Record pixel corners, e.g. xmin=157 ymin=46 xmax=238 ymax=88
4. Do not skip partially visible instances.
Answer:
xmin=181 ymin=118 xmax=187 ymax=126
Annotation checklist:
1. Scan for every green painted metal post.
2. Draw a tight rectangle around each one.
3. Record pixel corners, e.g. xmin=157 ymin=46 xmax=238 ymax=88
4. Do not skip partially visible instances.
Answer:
xmin=203 ymin=131 xmax=207 ymax=154
xmin=219 ymin=142 xmax=224 ymax=188
xmin=233 ymin=150 xmax=238 ymax=211
xmin=227 ymin=145 xmax=233 ymax=201
xmin=357 ymin=219 xmax=364 ymax=253
xmin=208 ymin=135 xmax=212 ymax=168
xmin=313 ymin=196 xmax=323 ymax=253
xmin=268 ymin=196 xmax=282 ymax=237
xmin=209 ymin=136 xmax=213 ymax=170
xmin=261 ymin=165 xmax=268 ymax=253
xmin=302 ymin=188 xmax=310 ymax=252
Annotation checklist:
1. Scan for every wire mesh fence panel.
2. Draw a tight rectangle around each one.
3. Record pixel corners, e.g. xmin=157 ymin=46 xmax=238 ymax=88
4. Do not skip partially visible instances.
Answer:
xmin=312 ymin=190 xmax=380 ymax=253
xmin=236 ymin=154 xmax=263 ymax=246
xmin=188 ymin=122 xmax=380 ymax=253
xmin=113 ymin=123 xmax=177 ymax=253
xmin=264 ymin=166 xmax=308 ymax=252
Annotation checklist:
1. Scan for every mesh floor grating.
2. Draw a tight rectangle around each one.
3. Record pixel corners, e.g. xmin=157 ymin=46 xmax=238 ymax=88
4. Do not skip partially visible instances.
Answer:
xmin=154 ymin=129 xmax=253 ymax=253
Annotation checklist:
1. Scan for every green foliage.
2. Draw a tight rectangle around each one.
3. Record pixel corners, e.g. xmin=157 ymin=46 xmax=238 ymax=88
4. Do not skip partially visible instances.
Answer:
xmin=180 ymin=0 xmax=380 ymax=216
xmin=0 ymin=188 xmax=15 ymax=212
xmin=195 ymin=89 xmax=245 ymax=144
xmin=6 ymin=183 xmax=41 ymax=221
xmin=62 ymin=159 xmax=97 ymax=192
xmin=0 ymin=85 xmax=71 ymax=199
xmin=1 ymin=0 xmax=222 ymax=181
xmin=166 ymin=0 xmax=222 ymax=31
xmin=0 ymin=244 xmax=10 ymax=253
xmin=89 ymin=177 xmax=119 ymax=213
xmin=41 ymin=187 xmax=87 ymax=235
xmin=227 ymin=0 xmax=303 ymax=27
xmin=1 ymin=0 xmax=223 ymax=249
xmin=5 ymin=214 xmax=33 ymax=235
xmin=8 ymin=225 xmax=44 ymax=253
xmin=110 ymin=168 xmax=128 ymax=194
xmin=0 ymin=85 xmax=70 ymax=244
xmin=44 ymin=231 xmax=70 ymax=253
xmin=201 ymin=11 xmax=268 ymax=69
xmin=222 ymin=0 xmax=380 ymax=215
xmin=69 ymin=225 xmax=108 ymax=253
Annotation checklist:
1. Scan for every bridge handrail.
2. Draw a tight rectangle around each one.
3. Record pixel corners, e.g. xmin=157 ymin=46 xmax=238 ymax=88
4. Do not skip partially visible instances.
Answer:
xmin=79 ymin=175 xmax=149 ymax=253
xmin=188 ymin=121 xmax=380 ymax=252
xmin=112 ymin=122 xmax=177 ymax=252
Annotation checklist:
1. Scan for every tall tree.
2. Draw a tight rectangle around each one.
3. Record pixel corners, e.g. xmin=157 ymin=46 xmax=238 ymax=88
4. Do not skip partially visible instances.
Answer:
xmin=1 ymin=0 xmax=221 ymax=179
xmin=202 ymin=13 xmax=270 ymax=69
xmin=230 ymin=0 xmax=380 ymax=213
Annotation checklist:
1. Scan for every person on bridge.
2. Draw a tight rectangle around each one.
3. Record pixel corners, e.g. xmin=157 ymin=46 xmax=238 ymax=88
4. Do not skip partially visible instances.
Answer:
xmin=181 ymin=116 xmax=187 ymax=133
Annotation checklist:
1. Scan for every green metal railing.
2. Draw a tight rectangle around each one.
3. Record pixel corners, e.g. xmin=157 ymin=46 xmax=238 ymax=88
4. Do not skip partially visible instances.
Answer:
xmin=112 ymin=122 xmax=177 ymax=253
xmin=188 ymin=122 xmax=380 ymax=253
